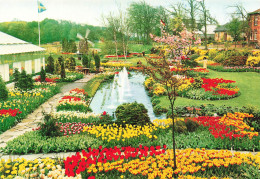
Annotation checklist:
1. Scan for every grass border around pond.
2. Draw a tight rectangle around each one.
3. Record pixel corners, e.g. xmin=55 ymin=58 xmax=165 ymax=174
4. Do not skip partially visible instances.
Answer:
xmin=83 ymin=73 xmax=114 ymax=104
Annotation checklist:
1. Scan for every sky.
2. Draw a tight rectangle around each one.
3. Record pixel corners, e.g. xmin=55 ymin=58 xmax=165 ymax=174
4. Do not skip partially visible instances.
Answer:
xmin=0 ymin=0 xmax=259 ymax=26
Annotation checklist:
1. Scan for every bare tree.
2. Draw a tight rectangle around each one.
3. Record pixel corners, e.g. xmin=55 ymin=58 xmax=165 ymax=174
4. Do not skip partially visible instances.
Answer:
xmin=229 ymin=4 xmax=250 ymax=43
xmin=198 ymin=0 xmax=217 ymax=50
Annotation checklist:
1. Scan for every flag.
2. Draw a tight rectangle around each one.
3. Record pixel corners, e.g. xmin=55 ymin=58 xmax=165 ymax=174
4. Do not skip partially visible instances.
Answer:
xmin=160 ymin=19 xmax=166 ymax=26
xmin=38 ymin=1 xmax=46 ymax=13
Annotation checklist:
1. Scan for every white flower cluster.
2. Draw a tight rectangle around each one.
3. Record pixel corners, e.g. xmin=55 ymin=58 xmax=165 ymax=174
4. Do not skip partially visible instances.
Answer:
xmin=51 ymin=111 xmax=100 ymax=119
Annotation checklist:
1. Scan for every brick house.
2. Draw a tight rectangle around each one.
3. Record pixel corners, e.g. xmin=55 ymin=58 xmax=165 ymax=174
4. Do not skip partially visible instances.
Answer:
xmin=248 ymin=9 xmax=260 ymax=45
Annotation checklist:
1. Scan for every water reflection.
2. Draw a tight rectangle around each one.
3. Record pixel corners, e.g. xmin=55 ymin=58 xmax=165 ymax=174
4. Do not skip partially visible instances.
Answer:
xmin=90 ymin=68 xmax=165 ymax=121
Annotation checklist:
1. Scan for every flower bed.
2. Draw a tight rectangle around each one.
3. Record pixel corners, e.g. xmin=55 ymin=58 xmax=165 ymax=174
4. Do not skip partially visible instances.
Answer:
xmin=145 ymin=77 xmax=240 ymax=100
xmin=0 ymin=83 xmax=60 ymax=133
xmin=104 ymin=55 xmax=131 ymax=58
xmin=1 ymin=147 xmax=260 ymax=179
xmin=3 ymin=112 xmax=260 ymax=154
xmin=35 ymin=72 xmax=84 ymax=83
xmin=64 ymin=146 xmax=260 ymax=179
xmin=56 ymin=88 xmax=92 ymax=113
xmin=100 ymin=62 xmax=132 ymax=68
xmin=191 ymin=113 xmax=258 ymax=139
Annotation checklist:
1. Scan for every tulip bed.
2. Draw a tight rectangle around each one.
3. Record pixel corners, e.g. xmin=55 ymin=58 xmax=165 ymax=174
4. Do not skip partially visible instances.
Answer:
xmin=34 ymin=72 xmax=84 ymax=83
xmin=3 ymin=112 xmax=260 ymax=155
xmin=145 ymin=77 xmax=240 ymax=100
xmin=1 ymin=146 xmax=260 ymax=179
xmin=56 ymin=88 xmax=92 ymax=113
xmin=0 ymin=82 xmax=60 ymax=133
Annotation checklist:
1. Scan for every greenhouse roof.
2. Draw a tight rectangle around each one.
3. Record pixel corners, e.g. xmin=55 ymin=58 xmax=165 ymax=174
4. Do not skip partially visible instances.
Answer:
xmin=0 ymin=31 xmax=45 ymax=55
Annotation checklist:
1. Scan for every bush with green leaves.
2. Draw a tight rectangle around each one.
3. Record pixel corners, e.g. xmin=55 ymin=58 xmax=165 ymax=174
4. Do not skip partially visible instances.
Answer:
xmin=82 ymin=55 xmax=89 ymax=68
xmin=38 ymin=114 xmax=60 ymax=137
xmin=115 ymin=102 xmax=151 ymax=126
xmin=40 ymin=67 xmax=46 ymax=82
xmin=183 ymin=54 xmax=199 ymax=67
xmin=13 ymin=68 xmax=20 ymax=82
xmin=54 ymin=58 xmax=61 ymax=74
xmin=58 ymin=56 xmax=66 ymax=79
xmin=185 ymin=118 xmax=200 ymax=132
xmin=65 ymin=57 xmax=76 ymax=71
xmin=192 ymin=76 xmax=203 ymax=89
xmin=46 ymin=55 xmax=55 ymax=73
xmin=0 ymin=75 xmax=8 ymax=101
xmin=15 ymin=70 xmax=34 ymax=91
xmin=94 ymin=54 xmax=101 ymax=71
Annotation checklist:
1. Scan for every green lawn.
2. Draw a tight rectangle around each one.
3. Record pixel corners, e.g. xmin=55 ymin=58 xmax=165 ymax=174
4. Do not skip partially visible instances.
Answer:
xmin=159 ymin=70 xmax=260 ymax=108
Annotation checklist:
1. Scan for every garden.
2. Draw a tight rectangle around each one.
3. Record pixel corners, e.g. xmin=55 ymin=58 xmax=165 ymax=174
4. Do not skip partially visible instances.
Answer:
xmin=1 ymin=25 xmax=260 ymax=179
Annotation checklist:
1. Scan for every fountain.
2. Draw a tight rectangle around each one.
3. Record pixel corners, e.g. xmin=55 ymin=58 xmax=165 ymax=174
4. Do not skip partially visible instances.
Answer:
xmin=90 ymin=68 xmax=165 ymax=120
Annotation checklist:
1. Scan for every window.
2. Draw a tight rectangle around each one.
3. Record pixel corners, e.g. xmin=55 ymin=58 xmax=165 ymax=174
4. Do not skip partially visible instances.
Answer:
xmin=254 ymin=15 xmax=258 ymax=26
xmin=254 ymin=30 xmax=257 ymax=40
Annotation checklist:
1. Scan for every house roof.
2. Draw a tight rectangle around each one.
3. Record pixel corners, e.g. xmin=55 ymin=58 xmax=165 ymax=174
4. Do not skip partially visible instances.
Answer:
xmin=0 ymin=31 xmax=45 ymax=55
xmin=214 ymin=25 xmax=227 ymax=32
xmin=248 ymin=9 xmax=260 ymax=15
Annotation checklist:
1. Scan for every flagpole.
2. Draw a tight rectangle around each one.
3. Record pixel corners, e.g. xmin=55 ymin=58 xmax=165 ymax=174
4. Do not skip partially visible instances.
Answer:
xmin=37 ymin=0 xmax=41 ymax=47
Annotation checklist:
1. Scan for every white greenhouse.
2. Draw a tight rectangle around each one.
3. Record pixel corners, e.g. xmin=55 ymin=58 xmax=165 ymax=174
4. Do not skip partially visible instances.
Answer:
xmin=0 ymin=31 xmax=45 ymax=82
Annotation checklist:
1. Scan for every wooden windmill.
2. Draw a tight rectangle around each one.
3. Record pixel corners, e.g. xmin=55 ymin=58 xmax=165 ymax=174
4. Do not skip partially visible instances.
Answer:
xmin=77 ymin=29 xmax=94 ymax=55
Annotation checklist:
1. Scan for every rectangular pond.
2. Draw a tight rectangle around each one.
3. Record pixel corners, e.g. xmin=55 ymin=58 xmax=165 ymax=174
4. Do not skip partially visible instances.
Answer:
xmin=90 ymin=68 xmax=165 ymax=121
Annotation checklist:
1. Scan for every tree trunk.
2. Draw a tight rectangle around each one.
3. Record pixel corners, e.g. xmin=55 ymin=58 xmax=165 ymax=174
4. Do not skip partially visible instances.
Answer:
xmin=170 ymin=101 xmax=177 ymax=171
xmin=114 ymin=30 xmax=118 ymax=61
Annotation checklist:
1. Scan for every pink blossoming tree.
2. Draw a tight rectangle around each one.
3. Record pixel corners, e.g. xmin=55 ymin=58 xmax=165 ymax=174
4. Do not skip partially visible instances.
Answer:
xmin=142 ymin=28 xmax=200 ymax=172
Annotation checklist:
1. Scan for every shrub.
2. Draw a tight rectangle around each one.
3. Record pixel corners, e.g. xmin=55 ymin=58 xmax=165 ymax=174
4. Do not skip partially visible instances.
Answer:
xmin=0 ymin=75 xmax=8 ymax=101
xmin=65 ymin=57 xmax=76 ymax=71
xmin=185 ymin=118 xmax=200 ymax=132
xmin=40 ymin=67 xmax=46 ymax=82
xmin=153 ymin=105 xmax=168 ymax=115
xmin=184 ymin=54 xmax=199 ymax=67
xmin=15 ymin=70 xmax=34 ymax=90
xmin=54 ymin=58 xmax=61 ymax=74
xmin=94 ymin=54 xmax=101 ymax=71
xmin=175 ymin=120 xmax=187 ymax=133
xmin=213 ymin=53 xmax=227 ymax=63
xmin=152 ymin=98 xmax=160 ymax=106
xmin=192 ymin=76 xmax=203 ymax=89
xmin=13 ymin=68 xmax=20 ymax=82
xmin=246 ymin=56 xmax=260 ymax=67
xmin=222 ymin=56 xmax=247 ymax=66
xmin=58 ymin=56 xmax=66 ymax=79
xmin=82 ymin=55 xmax=89 ymax=68
xmin=115 ymin=102 xmax=150 ymax=126
xmin=38 ymin=114 xmax=60 ymax=137
xmin=96 ymin=111 xmax=114 ymax=125
xmin=46 ymin=55 xmax=55 ymax=73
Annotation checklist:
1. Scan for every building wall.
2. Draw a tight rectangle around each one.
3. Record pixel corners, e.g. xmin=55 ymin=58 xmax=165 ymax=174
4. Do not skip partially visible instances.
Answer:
xmin=214 ymin=32 xmax=233 ymax=42
xmin=249 ymin=13 xmax=260 ymax=44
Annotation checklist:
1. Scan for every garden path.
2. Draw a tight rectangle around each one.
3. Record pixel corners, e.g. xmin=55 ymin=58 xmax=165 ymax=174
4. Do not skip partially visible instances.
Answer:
xmin=0 ymin=74 xmax=95 ymax=150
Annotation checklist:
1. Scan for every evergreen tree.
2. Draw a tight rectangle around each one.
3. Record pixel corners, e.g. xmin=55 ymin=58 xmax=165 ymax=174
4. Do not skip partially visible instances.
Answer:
xmin=0 ymin=75 xmax=8 ymax=101
xmin=82 ymin=55 xmax=89 ymax=67
xmin=46 ymin=56 xmax=55 ymax=73
xmin=69 ymin=40 xmax=77 ymax=53
xmin=54 ymin=58 xmax=61 ymax=74
xmin=58 ymin=56 xmax=66 ymax=79
xmin=94 ymin=54 xmax=101 ymax=71
xmin=13 ymin=68 xmax=20 ymax=82
xmin=69 ymin=57 xmax=76 ymax=71
xmin=62 ymin=38 xmax=69 ymax=52
xmin=15 ymin=70 xmax=34 ymax=90
xmin=40 ymin=67 xmax=46 ymax=82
